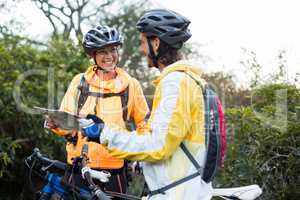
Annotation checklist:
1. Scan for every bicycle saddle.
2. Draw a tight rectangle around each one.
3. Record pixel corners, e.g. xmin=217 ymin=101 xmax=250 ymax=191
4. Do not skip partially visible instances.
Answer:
xmin=213 ymin=184 xmax=262 ymax=200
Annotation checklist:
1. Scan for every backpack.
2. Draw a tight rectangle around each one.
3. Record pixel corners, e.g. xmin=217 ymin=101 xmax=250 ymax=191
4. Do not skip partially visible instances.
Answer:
xmin=183 ymin=72 xmax=226 ymax=182
xmin=149 ymin=72 xmax=227 ymax=197
xmin=76 ymin=74 xmax=130 ymax=122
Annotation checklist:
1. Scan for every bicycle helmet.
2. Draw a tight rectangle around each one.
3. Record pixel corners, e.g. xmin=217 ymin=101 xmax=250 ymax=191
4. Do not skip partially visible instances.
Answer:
xmin=136 ymin=9 xmax=191 ymax=49
xmin=82 ymin=25 xmax=122 ymax=56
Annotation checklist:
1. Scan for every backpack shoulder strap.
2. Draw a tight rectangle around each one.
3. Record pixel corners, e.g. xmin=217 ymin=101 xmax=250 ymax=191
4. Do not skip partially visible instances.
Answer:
xmin=182 ymin=72 xmax=206 ymax=93
xmin=89 ymin=87 xmax=129 ymax=123
xmin=120 ymin=86 xmax=129 ymax=123
xmin=149 ymin=143 xmax=204 ymax=197
xmin=76 ymin=73 xmax=130 ymax=123
xmin=77 ymin=74 xmax=89 ymax=115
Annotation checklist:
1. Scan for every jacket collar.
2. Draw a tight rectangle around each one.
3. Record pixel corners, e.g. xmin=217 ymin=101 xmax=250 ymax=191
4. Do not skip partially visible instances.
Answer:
xmin=84 ymin=66 xmax=130 ymax=93
xmin=153 ymin=60 xmax=203 ymax=86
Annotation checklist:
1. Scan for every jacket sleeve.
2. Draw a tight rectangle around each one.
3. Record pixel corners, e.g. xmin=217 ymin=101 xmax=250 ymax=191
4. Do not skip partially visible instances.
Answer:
xmin=130 ymin=78 xmax=150 ymax=134
xmin=50 ymin=74 xmax=82 ymax=137
xmin=100 ymin=72 xmax=192 ymax=162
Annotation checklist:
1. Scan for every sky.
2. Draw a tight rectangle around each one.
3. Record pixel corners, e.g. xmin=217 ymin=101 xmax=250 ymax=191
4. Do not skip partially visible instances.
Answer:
xmin=1 ymin=0 xmax=300 ymax=86
xmin=153 ymin=0 xmax=300 ymax=85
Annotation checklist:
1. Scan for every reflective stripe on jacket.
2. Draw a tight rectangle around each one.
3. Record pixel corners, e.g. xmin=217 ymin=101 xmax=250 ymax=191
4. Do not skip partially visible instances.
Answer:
xmin=100 ymin=61 xmax=213 ymax=199
xmin=52 ymin=66 xmax=149 ymax=169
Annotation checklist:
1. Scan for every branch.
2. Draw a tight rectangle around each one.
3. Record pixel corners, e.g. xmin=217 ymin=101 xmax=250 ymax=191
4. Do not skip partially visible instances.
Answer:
xmin=81 ymin=0 xmax=114 ymax=20
xmin=259 ymin=153 xmax=289 ymax=171
xmin=47 ymin=11 xmax=67 ymax=29
xmin=65 ymin=0 xmax=75 ymax=13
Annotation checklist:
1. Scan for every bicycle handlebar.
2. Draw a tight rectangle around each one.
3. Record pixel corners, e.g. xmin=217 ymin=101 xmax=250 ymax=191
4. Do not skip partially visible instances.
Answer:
xmin=30 ymin=148 xmax=67 ymax=171
xmin=25 ymin=147 xmax=140 ymax=200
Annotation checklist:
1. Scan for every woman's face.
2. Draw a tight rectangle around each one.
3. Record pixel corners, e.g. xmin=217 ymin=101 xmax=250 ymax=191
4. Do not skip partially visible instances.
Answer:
xmin=95 ymin=45 xmax=119 ymax=71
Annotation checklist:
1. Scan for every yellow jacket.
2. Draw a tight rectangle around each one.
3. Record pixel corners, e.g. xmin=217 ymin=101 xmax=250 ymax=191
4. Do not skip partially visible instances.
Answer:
xmin=52 ymin=66 xmax=149 ymax=169
xmin=100 ymin=61 xmax=213 ymax=200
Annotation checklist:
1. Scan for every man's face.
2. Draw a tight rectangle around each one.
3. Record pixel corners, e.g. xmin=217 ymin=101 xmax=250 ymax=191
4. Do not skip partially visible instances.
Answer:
xmin=139 ymin=33 xmax=158 ymax=68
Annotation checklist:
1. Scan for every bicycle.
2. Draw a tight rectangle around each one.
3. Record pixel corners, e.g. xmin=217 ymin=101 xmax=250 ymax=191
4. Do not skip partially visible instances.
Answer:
xmin=25 ymin=148 xmax=262 ymax=200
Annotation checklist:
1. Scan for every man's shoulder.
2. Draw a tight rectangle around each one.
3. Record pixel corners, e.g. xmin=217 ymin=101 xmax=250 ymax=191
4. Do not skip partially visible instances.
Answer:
xmin=162 ymin=71 xmax=186 ymax=82
xmin=159 ymin=71 xmax=187 ymax=90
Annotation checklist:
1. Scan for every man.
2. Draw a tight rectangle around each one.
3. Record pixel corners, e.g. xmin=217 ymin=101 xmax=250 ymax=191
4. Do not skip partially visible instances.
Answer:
xmin=79 ymin=9 xmax=213 ymax=200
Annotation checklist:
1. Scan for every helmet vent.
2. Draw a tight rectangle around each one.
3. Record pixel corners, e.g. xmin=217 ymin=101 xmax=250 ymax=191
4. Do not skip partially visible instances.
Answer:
xmin=148 ymin=16 xmax=161 ymax=21
xmin=170 ymin=23 xmax=183 ymax=29
xmin=163 ymin=15 xmax=176 ymax=20
xmin=138 ymin=22 xmax=148 ymax=27
xmin=170 ymin=32 xmax=181 ymax=37
xmin=111 ymin=30 xmax=116 ymax=37
xmin=104 ymin=32 xmax=110 ymax=38
xmin=95 ymin=33 xmax=104 ymax=40
xmin=154 ymin=26 xmax=167 ymax=33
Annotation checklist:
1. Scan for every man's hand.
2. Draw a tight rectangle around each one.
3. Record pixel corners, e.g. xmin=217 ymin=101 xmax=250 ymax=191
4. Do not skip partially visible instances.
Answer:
xmin=78 ymin=114 xmax=104 ymax=139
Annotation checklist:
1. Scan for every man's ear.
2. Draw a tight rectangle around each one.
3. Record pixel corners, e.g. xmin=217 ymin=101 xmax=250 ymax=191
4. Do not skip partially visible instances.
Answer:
xmin=152 ymin=37 xmax=160 ymax=53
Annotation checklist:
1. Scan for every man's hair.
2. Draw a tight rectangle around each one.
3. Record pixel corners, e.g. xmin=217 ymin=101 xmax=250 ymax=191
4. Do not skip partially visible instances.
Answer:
xmin=158 ymin=40 xmax=182 ymax=66
xmin=149 ymin=36 xmax=182 ymax=66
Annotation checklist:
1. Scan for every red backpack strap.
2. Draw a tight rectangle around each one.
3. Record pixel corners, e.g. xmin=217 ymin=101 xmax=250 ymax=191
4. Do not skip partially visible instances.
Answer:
xmin=216 ymin=97 xmax=226 ymax=167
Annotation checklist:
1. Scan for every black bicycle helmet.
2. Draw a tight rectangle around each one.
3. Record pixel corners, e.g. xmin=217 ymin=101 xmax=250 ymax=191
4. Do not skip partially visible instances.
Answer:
xmin=136 ymin=9 xmax=191 ymax=49
xmin=82 ymin=25 xmax=122 ymax=56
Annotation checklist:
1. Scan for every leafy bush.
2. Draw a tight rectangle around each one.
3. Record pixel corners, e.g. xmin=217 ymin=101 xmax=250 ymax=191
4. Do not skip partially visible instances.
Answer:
xmin=0 ymin=34 xmax=86 ymax=199
xmin=216 ymin=84 xmax=300 ymax=199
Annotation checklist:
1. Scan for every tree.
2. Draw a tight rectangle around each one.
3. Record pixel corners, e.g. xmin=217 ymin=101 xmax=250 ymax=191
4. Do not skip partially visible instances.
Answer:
xmin=203 ymin=71 xmax=251 ymax=108
xmin=240 ymin=48 xmax=263 ymax=88
xmin=31 ymin=0 xmax=154 ymax=92
xmin=31 ymin=0 xmax=116 ymax=40
xmin=0 ymin=33 xmax=69 ymax=199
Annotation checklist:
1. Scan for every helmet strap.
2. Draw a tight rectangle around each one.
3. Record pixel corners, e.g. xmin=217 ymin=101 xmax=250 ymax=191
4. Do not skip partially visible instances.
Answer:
xmin=147 ymin=37 xmax=159 ymax=68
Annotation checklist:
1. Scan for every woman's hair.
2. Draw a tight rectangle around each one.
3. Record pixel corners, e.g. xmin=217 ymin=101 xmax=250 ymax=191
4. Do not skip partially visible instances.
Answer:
xmin=150 ymin=36 xmax=182 ymax=66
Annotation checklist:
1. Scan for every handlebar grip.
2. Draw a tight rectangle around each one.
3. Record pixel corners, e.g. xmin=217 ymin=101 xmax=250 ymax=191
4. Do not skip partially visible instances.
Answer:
xmin=94 ymin=189 xmax=111 ymax=200
xmin=33 ymin=148 xmax=66 ymax=170
xmin=82 ymin=167 xmax=111 ymax=183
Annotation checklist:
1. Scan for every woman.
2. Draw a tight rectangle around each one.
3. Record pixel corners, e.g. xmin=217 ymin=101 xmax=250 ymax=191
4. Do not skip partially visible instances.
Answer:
xmin=44 ymin=25 xmax=149 ymax=199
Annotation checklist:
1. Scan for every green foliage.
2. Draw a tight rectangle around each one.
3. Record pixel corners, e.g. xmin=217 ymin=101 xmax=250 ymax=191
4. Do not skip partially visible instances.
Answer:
xmin=217 ymin=84 xmax=300 ymax=199
xmin=0 ymin=34 xmax=84 ymax=199
xmin=251 ymin=83 xmax=300 ymax=113
xmin=0 ymin=137 xmax=20 ymax=177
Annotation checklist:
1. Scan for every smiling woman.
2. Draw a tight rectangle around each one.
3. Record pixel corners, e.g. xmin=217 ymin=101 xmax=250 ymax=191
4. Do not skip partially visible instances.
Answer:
xmin=42 ymin=24 xmax=150 ymax=200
